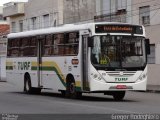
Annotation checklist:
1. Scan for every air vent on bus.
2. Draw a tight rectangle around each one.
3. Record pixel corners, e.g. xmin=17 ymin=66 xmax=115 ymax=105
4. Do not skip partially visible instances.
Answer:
xmin=106 ymin=71 xmax=136 ymax=77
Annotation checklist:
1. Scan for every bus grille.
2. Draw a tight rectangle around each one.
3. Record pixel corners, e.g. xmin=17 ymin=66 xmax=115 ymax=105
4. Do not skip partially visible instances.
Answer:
xmin=106 ymin=71 xmax=136 ymax=77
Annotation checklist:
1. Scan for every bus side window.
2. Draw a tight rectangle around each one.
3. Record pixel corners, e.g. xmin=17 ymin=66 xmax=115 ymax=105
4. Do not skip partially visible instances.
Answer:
xmin=10 ymin=38 xmax=20 ymax=57
xmin=64 ymin=32 xmax=79 ymax=55
xmin=43 ymin=34 xmax=54 ymax=56
xmin=21 ymin=37 xmax=30 ymax=57
xmin=54 ymin=33 xmax=65 ymax=55
xmin=30 ymin=37 xmax=37 ymax=56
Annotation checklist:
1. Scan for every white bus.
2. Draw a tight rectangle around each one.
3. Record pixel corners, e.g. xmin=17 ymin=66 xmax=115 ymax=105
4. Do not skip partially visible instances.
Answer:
xmin=6 ymin=22 xmax=150 ymax=100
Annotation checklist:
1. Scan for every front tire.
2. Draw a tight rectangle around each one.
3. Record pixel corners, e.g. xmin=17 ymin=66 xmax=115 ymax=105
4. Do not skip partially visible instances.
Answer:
xmin=24 ymin=74 xmax=41 ymax=94
xmin=66 ymin=80 xmax=82 ymax=99
xmin=113 ymin=91 xmax=126 ymax=101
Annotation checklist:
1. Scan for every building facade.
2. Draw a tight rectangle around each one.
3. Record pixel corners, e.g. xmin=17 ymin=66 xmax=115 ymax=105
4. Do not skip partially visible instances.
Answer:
xmin=3 ymin=2 xmax=25 ymax=33
xmin=3 ymin=0 xmax=96 ymax=32
xmin=0 ymin=22 xmax=9 ymax=81
xmin=24 ymin=0 xmax=63 ymax=30
xmin=63 ymin=0 xmax=96 ymax=24
xmin=3 ymin=0 xmax=64 ymax=32
xmin=131 ymin=0 xmax=160 ymax=90
xmin=95 ymin=0 xmax=132 ymax=23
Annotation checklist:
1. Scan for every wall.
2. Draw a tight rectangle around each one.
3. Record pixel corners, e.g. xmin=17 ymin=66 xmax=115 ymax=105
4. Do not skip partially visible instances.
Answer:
xmin=148 ymin=64 xmax=160 ymax=91
xmin=0 ymin=24 xmax=9 ymax=81
xmin=9 ymin=15 xmax=24 ymax=32
xmin=25 ymin=0 xmax=63 ymax=28
xmin=95 ymin=0 xmax=132 ymax=23
xmin=63 ymin=0 xmax=96 ymax=24
xmin=0 ymin=6 xmax=2 ymax=14
xmin=132 ymin=0 xmax=160 ymax=90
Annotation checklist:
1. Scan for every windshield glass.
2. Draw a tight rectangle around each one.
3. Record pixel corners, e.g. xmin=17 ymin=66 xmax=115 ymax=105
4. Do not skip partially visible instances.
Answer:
xmin=91 ymin=36 xmax=146 ymax=71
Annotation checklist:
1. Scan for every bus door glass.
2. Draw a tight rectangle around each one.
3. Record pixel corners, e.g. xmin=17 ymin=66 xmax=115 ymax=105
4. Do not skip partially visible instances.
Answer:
xmin=82 ymin=34 xmax=90 ymax=91
xmin=37 ymin=35 xmax=44 ymax=87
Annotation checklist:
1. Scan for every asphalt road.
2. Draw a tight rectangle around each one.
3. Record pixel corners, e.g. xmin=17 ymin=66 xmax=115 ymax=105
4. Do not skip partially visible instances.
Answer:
xmin=0 ymin=82 xmax=160 ymax=120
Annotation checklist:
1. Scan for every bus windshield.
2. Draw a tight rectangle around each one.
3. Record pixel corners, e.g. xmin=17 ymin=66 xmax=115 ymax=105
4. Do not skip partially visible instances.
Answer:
xmin=91 ymin=35 xmax=146 ymax=71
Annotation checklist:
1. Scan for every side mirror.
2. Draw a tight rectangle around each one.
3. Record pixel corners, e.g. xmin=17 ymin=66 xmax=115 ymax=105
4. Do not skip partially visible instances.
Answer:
xmin=145 ymin=39 xmax=150 ymax=55
xmin=88 ymin=37 xmax=93 ymax=47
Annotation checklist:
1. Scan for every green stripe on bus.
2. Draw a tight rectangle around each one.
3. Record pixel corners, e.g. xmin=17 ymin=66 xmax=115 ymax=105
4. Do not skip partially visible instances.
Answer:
xmin=31 ymin=66 xmax=82 ymax=91
xmin=32 ymin=66 xmax=66 ymax=87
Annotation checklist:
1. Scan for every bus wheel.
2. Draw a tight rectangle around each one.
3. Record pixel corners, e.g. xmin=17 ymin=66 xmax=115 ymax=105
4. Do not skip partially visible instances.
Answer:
xmin=66 ymin=81 xmax=82 ymax=99
xmin=113 ymin=91 xmax=126 ymax=101
xmin=60 ymin=90 xmax=66 ymax=97
xmin=24 ymin=75 xmax=33 ymax=94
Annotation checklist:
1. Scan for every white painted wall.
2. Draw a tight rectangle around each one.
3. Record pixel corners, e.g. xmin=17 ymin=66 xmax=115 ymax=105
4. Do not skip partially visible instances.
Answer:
xmin=0 ymin=57 xmax=6 ymax=81
xmin=132 ymin=0 xmax=160 ymax=90
xmin=25 ymin=0 xmax=63 ymax=28
xmin=156 ymin=44 xmax=160 ymax=64
xmin=0 ymin=38 xmax=7 ymax=81
xmin=0 ymin=6 xmax=3 ymax=14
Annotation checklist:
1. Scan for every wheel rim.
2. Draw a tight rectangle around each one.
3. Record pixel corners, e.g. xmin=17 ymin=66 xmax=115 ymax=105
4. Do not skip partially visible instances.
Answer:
xmin=26 ymin=80 xmax=30 ymax=92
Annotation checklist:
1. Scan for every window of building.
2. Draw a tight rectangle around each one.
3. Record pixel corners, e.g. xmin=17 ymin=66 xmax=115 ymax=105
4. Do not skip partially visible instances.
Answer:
xmin=31 ymin=17 xmax=37 ymax=30
xmin=117 ymin=0 xmax=126 ymax=9
xmin=139 ymin=6 xmax=150 ymax=26
xmin=19 ymin=20 xmax=23 ymax=32
xmin=43 ymin=14 xmax=49 ymax=28
xmin=147 ymin=44 xmax=155 ymax=64
xmin=94 ymin=9 xmax=126 ymax=23
xmin=11 ymin=22 xmax=16 ymax=33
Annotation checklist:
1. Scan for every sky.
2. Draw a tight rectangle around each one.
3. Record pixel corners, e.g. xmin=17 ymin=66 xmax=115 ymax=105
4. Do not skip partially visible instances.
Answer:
xmin=0 ymin=0 xmax=28 ymax=6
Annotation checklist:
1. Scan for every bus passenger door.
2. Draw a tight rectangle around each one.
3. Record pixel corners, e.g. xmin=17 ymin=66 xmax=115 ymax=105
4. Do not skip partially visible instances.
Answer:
xmin=82 ymin=33 xmax=90 ymax=91
xmin=37 ymin=36 xmax=43 ymax=88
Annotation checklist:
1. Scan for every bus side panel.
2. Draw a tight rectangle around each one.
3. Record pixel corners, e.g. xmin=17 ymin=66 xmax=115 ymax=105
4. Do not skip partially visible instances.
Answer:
xmin=6 ymin=58 xmax=24 ymax=91
xmin=6 ymin=58 xmax=39 ymax=90
xmin=40 ymin=57 xmax=66 ymax=91
xmin=41 ymin=57 xmax=81 ymax=91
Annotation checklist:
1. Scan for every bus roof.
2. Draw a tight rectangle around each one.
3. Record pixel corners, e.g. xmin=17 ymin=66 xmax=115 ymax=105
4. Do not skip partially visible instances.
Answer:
xmin=8 ymin=22 xmax=143 ymax=39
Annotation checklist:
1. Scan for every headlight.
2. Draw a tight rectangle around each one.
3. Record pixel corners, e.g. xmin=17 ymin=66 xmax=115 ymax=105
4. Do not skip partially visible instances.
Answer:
xmin=137 ymin=73 xmax=147 ymax=82
xmin=91 ymin=73 xmax=103 ymax=81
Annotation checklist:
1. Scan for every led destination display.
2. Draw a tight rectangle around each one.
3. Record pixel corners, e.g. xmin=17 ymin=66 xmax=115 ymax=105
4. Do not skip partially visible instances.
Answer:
xmin=95 ymin=24 xmax=143 ymax=34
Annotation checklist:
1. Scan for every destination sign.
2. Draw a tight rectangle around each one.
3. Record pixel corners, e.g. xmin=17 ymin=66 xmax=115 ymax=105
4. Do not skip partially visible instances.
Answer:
xmin=95 ymin=24 xmax=143 ymax=34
